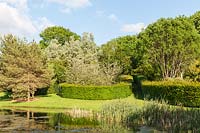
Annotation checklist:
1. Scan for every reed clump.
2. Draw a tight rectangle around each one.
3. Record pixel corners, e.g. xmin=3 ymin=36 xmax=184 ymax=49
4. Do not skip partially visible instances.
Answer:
xmin=128 ymin=101 xmax=200 ymax=132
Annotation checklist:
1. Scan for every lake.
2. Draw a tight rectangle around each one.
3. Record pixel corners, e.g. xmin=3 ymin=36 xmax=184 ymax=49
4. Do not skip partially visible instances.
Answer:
xmin=0 ymin=109 xmax=160 ymax=132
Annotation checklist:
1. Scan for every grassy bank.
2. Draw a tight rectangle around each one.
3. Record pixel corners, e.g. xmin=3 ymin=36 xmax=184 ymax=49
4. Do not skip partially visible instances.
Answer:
xmin=0 ymin=92 xmax=144 ymax=111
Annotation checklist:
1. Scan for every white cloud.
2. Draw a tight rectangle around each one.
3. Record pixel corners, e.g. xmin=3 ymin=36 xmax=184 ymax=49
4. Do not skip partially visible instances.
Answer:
xmin=0 ymin=2 xmax=36 ymax=36
xmin=96 ymin=11 xmax=119 ymax=22
xmin=47 ymin=0 xmax=92 ymax=13
xmin=0 ymin=2 xmax=54 ymax=40
xmin=121 ymin=23 xmax=145 ymax=33
xmin=34 ymin=17 xmax=54 ymax=32
xmin=108 ymin=14 xmax=118 ymax=21
xmin=0 ymin=0 xmax=28 ymax=12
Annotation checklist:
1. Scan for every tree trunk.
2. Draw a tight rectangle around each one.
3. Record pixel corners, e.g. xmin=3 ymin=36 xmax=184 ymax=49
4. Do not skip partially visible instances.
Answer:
xmin=32 ymin=90 xmax=35 ymax=99
xmin=180 ymin=72 xmax=184 ymax=79
xmin=27 ymin=88 xmax=30 ymax=102
xmin=27 ymin=72 xmax=30 ymax=101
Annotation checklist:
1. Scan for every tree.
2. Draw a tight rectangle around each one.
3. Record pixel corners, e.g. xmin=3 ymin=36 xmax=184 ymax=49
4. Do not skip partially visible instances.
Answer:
xmin=39 ymin=26 xmax=80 ymax=48
xmin=44 ymin=39 xmax=67 ymax=86
xmin=0 ymin=35 xmax=51 ymax=101
xmin=64 ymin=33 xmax=121 ymax=85
xmin=190 ymin=11 xmax=200 ymax=33
xmin=99 ymin=35 xmax=137 ymax=75
xmin=45 ymin=33 xmax=121 ymax=85
xmin=139 ymin=16 xmax=200 ymax=79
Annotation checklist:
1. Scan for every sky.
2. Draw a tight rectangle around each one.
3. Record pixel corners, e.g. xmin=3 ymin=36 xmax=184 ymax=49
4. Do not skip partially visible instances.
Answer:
xmin=0 ymin=0 xmax=200 ymax=45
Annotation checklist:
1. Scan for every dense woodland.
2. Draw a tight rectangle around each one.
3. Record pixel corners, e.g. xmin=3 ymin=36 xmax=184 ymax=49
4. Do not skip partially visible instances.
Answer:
xmin=1 ymin=11 xmax=200 ymax=101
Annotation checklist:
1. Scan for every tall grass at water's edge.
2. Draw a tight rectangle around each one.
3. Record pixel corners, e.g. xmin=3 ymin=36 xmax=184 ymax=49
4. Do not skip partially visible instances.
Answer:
xmin=95 ymin=100 xmax=200 ymax=132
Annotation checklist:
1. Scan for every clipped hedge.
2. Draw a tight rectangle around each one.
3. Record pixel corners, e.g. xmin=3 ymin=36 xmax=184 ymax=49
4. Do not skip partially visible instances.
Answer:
xmin=142 ymin=81 xmax=200 ymax=107
xmin=58 ymin=83 xmax=132 ymax=100
xmin=118 ymin=75 xmax=133 ymax=83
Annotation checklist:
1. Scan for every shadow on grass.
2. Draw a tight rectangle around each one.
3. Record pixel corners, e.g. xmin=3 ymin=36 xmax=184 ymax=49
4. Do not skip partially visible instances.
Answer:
xmin=37 ymin=95 xmax=51 ymax=97
xmin=0 ymin=95 xmax=11 ymax=101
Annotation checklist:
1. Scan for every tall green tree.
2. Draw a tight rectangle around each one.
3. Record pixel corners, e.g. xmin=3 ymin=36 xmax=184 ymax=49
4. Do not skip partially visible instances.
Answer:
xmin=0 ymin=35 xmax=51 ymax=101
xmin=40 ymin=26 xmax=80 ymax=48
xmin=139 ymin=16 xmax=200 ymax=79
xmin=99 ymin=35 xmax=137 ymax=75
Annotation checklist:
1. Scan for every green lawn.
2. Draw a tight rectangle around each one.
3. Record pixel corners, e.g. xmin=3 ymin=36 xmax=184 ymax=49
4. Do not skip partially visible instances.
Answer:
xmin=0 ymin=92 xmax=144 ymax=112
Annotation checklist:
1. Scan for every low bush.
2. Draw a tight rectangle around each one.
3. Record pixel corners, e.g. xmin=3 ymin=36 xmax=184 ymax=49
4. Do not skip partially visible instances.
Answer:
xmin=141 ymin=81 xmax=200 ymax=107
xmin=58 ymin=83 xmax=132 ymax=100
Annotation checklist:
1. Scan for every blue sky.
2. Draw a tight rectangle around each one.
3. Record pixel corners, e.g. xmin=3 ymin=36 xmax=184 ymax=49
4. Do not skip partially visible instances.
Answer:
xmin=0 ymin=0 xmax=200 ymax=45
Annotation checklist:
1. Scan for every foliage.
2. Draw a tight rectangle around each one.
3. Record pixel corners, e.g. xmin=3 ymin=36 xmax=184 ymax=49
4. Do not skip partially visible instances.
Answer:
xmin=0 ymin=35 xmax=51 ymax=100
xmin=129 ymin=102 xmax=200 ymax=132
xmin=133 ymin=37 xmax=160 ymax=80
xmin=138 ymin=16 xmax=200 ymax=79
xmin=187 ymin=59 xmax=200 ymax=81
xmin=64 ymin=33 xmax=104 ymax=85
xmin=99 ymin=35 xmax=137 ymax=75
xmin=45 ymin=32 xmax=121 ymax=85
xmin=59 ymin=83 xmax=132 ymax=100
xmin=141 ymin=81 xmax=200 ymax=107
xmin=44 ymin=39 xmax=66 ymax=88
xmin=190 ymin=11 xmax=200 ymax=34
xmin=39 ymin=26 xmax=80 ymax=48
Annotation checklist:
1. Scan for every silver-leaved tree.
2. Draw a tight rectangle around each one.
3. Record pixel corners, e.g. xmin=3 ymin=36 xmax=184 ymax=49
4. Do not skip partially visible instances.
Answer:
xmin=45 ymin=32 xmax=121 ymax=85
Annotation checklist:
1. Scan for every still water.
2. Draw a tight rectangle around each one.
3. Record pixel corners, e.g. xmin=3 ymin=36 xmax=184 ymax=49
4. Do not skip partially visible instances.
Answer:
xmin=0 ymin=109 xmax=96 ymax=132
xmin=0 ymin=109 xmax=157 ymax=132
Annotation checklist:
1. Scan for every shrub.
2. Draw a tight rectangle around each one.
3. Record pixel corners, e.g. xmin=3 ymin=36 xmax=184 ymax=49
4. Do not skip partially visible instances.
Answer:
xmin=47 ymin=79 xmax=60 ymax=94
xmin=58 ymin=83 xmax=132 ymax=100
xmin=141 ymin=81 xmax=200 ymax=107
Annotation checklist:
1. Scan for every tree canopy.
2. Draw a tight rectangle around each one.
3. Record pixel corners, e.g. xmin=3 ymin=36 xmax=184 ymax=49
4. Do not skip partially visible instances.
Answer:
xmin=190 ymin=11 xmax=200 ymax=34
xmin=0 ymin=35 xmax=51 ymax=100
xmin=39 ymin=26 xmax=80 ymax=48
xmin=138 ymin=16 xmax=200 ymax=79
xmin=45 ymin=32 xmax=121 ymax=85
xmin=99 ymin=35 xmax=137 ymax=75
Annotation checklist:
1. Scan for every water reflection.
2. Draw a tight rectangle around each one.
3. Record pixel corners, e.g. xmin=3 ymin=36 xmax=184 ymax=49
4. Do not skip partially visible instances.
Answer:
xmin=0 ymin=109 xmax=52 ymax=132
xmin=0 ymin=109 xmax=158 ymax=132
xmin=0 ymin=110 xmax=99 ymax=132
xmin=49 ymin=113 xmax=99 ymax=131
